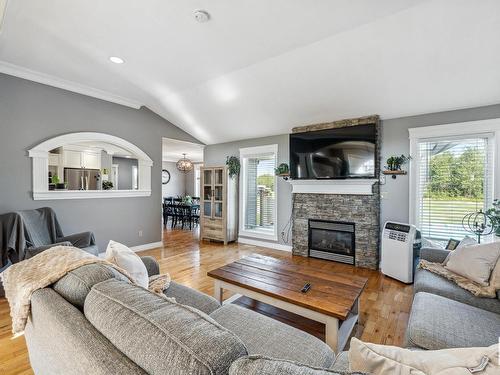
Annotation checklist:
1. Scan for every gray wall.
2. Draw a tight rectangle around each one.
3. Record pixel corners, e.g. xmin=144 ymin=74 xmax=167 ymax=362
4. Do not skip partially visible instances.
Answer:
xmin=112 ymin=156 xmax=138 ymax=190
xmin=204 ymin=104 xmax=500 ymax=245
xmin=380 ymin=103 xmax=500 ymax=225
xmin=204 ymin=134 xmax=292 ymax=246
xmin=0 ymin=73 xmax=199 ymax=251
xmin=161 ymin=161 xmax=186 ymax=198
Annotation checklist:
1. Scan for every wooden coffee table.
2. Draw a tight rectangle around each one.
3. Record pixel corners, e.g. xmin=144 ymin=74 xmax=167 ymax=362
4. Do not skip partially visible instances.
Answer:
xmin=207 ymin=254 xmax=367 ymax=353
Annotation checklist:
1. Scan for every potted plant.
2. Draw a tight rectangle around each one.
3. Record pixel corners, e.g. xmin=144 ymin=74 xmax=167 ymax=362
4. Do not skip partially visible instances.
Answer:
xmin=102 ymin=181 xmax=114 ymax=190
xmin=52 ymin=175 xmax=66 ymax=190
xmin=385 ymin=155 xmax=411 ymax=171
xmin=226 ymin=156 xmax=240 ymax=178
xmin=486 ymin=199 xmax=500 ymax=237
xmin=274 ymin=163 xmax=289 ymax=176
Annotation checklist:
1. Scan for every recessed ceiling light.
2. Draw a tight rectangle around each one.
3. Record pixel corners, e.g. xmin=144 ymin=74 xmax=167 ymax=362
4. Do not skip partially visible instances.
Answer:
xmin=194 ymin=10 xmax=210 ymax=23
xmin=109 ymin=56 xmax=124 ymax=64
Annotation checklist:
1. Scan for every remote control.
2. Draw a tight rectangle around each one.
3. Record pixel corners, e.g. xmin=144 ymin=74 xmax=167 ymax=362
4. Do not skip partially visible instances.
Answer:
xmin=301 ymin=282 xmax=311 ymax=293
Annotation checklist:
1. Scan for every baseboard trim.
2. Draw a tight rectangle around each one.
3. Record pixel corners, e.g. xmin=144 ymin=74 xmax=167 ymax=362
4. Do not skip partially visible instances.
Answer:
xmin=237 ymin=237 xmax=292 ymax=252
xmin=130 ymin=241 xmax=163 ymax=252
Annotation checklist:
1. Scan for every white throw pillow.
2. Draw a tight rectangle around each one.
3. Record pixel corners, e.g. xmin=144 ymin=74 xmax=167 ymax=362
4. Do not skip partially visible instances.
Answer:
xmin=105 ymin=240 xmax=149 ymax=288
xmin=349 ymin=338 xmax=499 ymax=375
xmin=444 ymin=242 xmax=500 ymax=286
xmin=457 ymin=236 xmax=478 ymax=249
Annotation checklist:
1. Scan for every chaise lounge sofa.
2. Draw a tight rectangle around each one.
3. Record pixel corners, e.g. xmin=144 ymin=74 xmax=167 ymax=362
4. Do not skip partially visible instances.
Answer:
xmin=406 ymin=247 xmax=500 ymax=350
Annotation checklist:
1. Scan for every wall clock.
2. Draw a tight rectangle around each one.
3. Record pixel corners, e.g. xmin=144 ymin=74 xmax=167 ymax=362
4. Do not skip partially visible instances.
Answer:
xmin=162 ymin=169 xmax=171 ymax=185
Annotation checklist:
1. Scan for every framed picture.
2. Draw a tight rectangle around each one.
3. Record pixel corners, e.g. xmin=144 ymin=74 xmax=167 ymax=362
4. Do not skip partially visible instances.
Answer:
xmin=446 ymin=239 xmax=460 ymax=250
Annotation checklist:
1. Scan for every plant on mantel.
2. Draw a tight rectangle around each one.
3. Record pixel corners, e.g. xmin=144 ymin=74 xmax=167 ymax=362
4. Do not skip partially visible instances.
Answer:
xmin=275 ymin=163 xmax=290 ymax=180
xmin=383 ymin=154 xmax=411 ymax=179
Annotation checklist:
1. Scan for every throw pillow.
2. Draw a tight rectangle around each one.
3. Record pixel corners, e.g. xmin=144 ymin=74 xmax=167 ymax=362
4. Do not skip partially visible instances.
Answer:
xmin=444 ymin=242 xmax=500 ymax=286
xmin=105 ymin=240 xmax=149 ymax=288
xmin=456 ymin=235 xmax=478 ymax=249
xmin=349 ymin=338 xmax=499 ymax=375
xmin=442 ymin=236 xmax=478 ymax=265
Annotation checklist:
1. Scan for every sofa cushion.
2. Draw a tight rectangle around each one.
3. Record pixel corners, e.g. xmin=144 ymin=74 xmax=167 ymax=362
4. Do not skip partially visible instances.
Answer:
xmin=330 ymin=351 xmax=349 ymax=372
xmin=406 ymin=292 xmax=500 ymax=350
xmin=164 ymin=281 xmax=221 ymax=315
xmin=349 ymin=337 xmax=499 ymax=375
xmin=414 ymin=268 xmax=500 ymax=314
xmin=229 ymin=355 xmax=362 ymax=375
xmin=52 ymin=263 xmax=129 ymax=308
xmin=210 ymin=303 xmax=335 ymax=369
xmin=84 ymin=279 xmax=247 ymax=375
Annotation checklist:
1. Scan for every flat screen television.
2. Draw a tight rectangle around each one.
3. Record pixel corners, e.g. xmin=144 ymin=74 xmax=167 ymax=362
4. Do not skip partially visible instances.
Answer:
xmin=289 ymin=124 xmax=377 ymax=179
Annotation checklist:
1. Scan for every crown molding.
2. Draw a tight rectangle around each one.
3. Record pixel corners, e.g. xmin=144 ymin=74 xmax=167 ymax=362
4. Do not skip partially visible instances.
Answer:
xmin=0 ymin=60 xmax=142 ymax=109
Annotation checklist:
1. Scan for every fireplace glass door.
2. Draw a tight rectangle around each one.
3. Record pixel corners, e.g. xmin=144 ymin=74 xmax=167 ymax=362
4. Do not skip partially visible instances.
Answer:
xmin=308 ymin=220 xmax=355 ymax=264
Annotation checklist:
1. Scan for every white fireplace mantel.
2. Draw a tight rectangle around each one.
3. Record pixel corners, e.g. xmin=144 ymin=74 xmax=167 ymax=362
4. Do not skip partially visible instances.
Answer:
xmin=289 ymin=179 xmax=378 ymax=195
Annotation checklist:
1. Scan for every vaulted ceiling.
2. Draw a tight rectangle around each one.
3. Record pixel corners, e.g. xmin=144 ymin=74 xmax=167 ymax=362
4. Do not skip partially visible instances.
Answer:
xmin=1 ymin=0 xmax=499 ymax=144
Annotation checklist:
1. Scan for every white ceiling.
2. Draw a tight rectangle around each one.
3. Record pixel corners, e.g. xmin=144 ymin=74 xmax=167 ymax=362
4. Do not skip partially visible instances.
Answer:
xmin=1 ymin=1 xmax=500 ymax=145
xmin=162 ymin=138 xmax=204 ymax=163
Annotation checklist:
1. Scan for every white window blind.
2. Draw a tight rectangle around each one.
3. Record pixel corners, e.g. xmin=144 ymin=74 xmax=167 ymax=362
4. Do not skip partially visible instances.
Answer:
xmin=244 ymin=155 xmax=276 ymax=230
xmin=416 ymin=135 xmax=493 ymax=240
xmin=240 ymin=145 xmax=278 ymax=240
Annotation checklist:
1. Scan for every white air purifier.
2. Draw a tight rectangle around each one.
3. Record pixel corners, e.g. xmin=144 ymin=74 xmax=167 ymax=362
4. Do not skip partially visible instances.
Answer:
xmin=381 ymin=221 xmax=419 ymax=283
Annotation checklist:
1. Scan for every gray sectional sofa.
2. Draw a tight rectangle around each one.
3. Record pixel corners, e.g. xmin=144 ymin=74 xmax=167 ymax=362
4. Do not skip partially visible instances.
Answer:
xmin=24 ymin=256 xmax=351 ymax=374
xmin=24 ymin=248 xmax=500 ymax=374
xmin=406 ymin=247 xmax=500 ymax=350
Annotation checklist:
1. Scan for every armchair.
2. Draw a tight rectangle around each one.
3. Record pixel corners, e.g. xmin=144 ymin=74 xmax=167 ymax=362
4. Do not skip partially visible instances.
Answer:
xmin=18 ymin=207 xmax=98 ymax=257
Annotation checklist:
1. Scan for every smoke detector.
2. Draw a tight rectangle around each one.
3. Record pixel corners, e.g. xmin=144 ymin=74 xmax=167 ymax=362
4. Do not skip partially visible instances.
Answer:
xmin=194 ymin=10 xmax=210 ymax=23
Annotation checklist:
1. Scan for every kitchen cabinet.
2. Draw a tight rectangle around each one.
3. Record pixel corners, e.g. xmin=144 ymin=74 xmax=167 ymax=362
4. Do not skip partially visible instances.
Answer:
xmin=83 ymin=152 xmax=100 ymax=169
xmin=48 ymin=153 xmax=61 ymax=166
xmin=64 ymin=150 xmax=83 ymax=168
xmin=63 ymin=149 xmax=101 ymax=169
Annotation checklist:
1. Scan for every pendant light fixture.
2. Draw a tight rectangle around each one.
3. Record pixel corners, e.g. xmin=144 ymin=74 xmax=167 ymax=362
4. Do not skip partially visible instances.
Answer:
xmin=176 ymin=153 xmax=194 ymax=173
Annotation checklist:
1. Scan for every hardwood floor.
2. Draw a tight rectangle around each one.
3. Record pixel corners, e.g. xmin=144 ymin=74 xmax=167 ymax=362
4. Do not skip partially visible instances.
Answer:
xmin=0 ymin=227 xmax=413 ymax=374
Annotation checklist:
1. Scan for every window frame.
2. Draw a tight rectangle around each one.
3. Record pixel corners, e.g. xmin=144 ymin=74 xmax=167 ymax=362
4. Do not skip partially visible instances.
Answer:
xmin=409 ymin=119 xmax=500 ymax=235
xmin=239 ymin=144 xmax=279 ymax=241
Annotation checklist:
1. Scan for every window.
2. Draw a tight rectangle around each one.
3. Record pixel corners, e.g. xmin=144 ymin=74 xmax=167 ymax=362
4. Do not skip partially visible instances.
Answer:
xmin=240 ymin=144 xmax=278 ymax=240
xmin=194 ymin=164 xmax=202 ymax=197
xmin=413 ymin=135 xmax=493 ymax=241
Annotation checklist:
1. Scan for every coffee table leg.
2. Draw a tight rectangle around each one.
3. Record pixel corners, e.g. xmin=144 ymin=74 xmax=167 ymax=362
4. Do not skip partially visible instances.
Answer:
xmin=213 ymin=280 xmax=223 ymax=303
xmin=325 ymin=316 xmax=339 ymax=353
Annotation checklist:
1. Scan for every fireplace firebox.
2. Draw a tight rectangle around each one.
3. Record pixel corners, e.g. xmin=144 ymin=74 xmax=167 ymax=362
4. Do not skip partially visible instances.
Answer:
xmin=308 ymin=219 xmax=355 ymax=264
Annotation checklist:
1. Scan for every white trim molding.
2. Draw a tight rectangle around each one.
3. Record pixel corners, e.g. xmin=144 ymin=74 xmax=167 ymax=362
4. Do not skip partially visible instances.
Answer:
xmin=98 ymin=241 xmax=163 ymax=257
xmin=130 ymin=241 xmax=163 ymax=253
xmin=289 ymin=179 xmax=377 ymax=195
xmin=237 ymin=237 xmax=292 ymax=252
xmin=239 ymin=144 xmax=279 ymax=242
xmin=33 ymin=190 xmax=151 ymax=200
xmin=408 ymin=118 xmax=500 ymax=227
xmin=0 ymin=61 xmax=142 ymax=109
xmin=28 ymin=132 xmax=153 ymax=200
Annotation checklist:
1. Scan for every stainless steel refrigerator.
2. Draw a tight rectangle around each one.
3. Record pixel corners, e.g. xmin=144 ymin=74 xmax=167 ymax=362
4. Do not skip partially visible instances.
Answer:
xmin=64 ymin=168 xmax=100 ymax=190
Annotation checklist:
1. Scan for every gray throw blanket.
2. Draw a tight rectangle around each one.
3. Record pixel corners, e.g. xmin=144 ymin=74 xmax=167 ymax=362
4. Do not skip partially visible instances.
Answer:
xmin=18 ymin=207 xmax=96 ymax=258
xmin=0 ymin=212 xmax=25 ymax=268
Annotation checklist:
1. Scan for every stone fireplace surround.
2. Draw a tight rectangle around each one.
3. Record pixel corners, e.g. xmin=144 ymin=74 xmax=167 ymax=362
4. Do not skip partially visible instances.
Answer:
xmin=290 ymin=115 xmax=381 ymax=270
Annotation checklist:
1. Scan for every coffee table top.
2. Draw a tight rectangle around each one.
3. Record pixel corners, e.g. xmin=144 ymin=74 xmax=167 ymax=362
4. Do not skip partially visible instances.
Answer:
xmin=207 ymin=254 xmax=367 ymax=320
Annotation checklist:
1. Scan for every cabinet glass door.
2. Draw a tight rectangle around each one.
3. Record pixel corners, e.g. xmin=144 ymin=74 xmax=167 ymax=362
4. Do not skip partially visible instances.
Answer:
xmin=215 ymin=168 xmax=223 ymax=185
xmin=203 ymin=202 xmax=212 ymax=217
xmin=204 ymin=169 xmax=213 ymax=185
xmin=214 ymin=202 xmax=223 ymax=218
xmin=214 ymin=186 xmax=223 ymax=201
